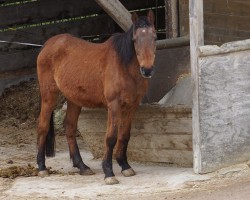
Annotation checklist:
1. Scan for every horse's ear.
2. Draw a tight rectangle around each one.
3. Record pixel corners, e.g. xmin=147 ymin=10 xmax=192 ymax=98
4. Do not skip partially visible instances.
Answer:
xmin=131 ymin=12 xmax=139 ymax=24
xmin=147 ymin=10 xmax=155 ymax=25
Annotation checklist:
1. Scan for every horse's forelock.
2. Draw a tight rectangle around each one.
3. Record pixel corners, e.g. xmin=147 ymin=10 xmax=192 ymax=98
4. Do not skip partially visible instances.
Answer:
xmin=134 ymin=16 xmax=151 ymax=29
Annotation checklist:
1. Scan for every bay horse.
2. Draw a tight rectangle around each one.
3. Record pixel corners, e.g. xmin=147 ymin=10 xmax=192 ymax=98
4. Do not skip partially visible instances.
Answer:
xmin=36 ymin=10 xmax=156 ymax=185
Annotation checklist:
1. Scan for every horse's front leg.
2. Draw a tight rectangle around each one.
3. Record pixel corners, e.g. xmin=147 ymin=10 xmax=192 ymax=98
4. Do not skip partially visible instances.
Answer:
xmin=102 ymin=101 xmax=120 ymax=185
xmin=115 ymin=108 xmax=136 ymax=177
xmin=65 ymin=101 xmax=94 ymax=175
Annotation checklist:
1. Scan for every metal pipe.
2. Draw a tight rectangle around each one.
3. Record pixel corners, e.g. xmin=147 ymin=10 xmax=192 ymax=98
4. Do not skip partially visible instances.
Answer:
xmin=156 ymin=36 xmax=190 ymax=50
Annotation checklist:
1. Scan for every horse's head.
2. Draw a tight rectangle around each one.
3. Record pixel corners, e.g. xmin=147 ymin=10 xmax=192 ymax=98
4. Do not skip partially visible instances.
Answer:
xmin=132 ymin=10 xmax=157 ymax=79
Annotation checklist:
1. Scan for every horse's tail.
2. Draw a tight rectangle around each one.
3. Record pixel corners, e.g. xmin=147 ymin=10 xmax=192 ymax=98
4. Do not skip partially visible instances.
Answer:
xmin=45 ymin=112 xmax=56 ymax=157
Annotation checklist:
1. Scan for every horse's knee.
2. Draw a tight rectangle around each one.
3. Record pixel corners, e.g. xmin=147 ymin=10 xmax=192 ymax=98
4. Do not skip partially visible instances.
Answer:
xmin=106 ymin=136 xmax=117 ymax=148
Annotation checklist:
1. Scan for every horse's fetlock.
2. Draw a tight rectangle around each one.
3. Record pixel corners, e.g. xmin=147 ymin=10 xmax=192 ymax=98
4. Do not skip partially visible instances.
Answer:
xmin=102 ymin=160 xmax=115 ymax=177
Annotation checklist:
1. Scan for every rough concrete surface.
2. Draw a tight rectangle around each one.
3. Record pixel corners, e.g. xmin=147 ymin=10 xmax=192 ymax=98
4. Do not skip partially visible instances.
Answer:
xmin=1 ymin=126 xmax=250 ymax=200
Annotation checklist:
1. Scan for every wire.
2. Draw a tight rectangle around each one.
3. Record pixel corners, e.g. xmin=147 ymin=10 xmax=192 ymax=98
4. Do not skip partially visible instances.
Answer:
xmin=0 ymin=40 xmax=42 ymax=47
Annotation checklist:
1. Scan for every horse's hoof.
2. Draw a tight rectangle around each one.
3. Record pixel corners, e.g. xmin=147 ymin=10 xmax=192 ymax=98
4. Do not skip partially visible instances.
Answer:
xmin=38 ymin=170 xmax=49 ymax=177
xmin=122 ymin=168 xmax=136 ymax=177
xmin=104 ymin=176 xmax=119 ymax=185
xmin=80 ymin=168 xmax=95 ymax=176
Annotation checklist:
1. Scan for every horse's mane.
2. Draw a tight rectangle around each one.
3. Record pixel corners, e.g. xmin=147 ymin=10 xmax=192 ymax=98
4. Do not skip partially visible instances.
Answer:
xmin=111 ymin=26 xmax=134 ymax=67
xmin=111 ymin=16 xmax=151 ymax=67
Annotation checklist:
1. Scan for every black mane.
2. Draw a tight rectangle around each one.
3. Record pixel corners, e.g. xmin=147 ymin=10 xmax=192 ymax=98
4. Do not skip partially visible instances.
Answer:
xmin=111 ymin=16 xmax=151 ymax=67
xmin=112 ymin=26 xmax=134 ymax=67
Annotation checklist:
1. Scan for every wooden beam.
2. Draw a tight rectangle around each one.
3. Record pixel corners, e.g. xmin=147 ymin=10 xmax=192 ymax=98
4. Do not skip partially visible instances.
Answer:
xmin=189 ymin=0 xmax=204 ymax=174
xmin=94 ymin=0 xmax=132 ymax=31
xmin=165 ymin=0 xmax=179 ymax=38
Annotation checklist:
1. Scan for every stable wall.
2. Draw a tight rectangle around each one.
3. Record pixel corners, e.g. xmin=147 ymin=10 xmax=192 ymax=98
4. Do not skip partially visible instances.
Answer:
xmin=180 ymin=0 xmax=250 ymax=45
xmin=78 ymin=105 xmax=193 ymax=167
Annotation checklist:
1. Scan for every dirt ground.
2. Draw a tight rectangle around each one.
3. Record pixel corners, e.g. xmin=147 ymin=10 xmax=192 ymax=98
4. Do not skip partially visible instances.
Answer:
xmin=1 ymin=80 xmax=250 ymax=200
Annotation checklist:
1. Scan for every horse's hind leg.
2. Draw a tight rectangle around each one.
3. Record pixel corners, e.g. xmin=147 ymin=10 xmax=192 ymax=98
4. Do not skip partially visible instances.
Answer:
xmin=65 ymin=101 xmax=94 ymax=175
xmin=37 ymin=86 xmax=58 ymax=176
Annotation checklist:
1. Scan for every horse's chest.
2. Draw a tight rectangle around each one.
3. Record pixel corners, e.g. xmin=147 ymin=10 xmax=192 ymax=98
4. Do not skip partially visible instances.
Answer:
xmin=119 ymin=79 xmax=147 ymax=105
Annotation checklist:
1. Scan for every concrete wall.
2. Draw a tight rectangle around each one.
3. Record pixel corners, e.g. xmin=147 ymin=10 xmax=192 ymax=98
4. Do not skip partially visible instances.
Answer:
xmin=196 ymin=39 xmax=250 ymax=173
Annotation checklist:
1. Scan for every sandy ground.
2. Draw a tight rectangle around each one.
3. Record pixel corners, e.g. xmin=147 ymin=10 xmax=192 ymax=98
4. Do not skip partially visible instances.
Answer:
xmin=1 ymin=126 xmax=250 ymax=200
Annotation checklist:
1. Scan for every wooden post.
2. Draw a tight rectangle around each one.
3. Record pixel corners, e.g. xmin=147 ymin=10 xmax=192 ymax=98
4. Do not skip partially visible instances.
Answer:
xmin=189 ymin=0 xmax=204 ymax=173
xmin=94 ymin=0 xmax=132 ymax=31
xmin=165 ymin=0 xmax=179 ymax=38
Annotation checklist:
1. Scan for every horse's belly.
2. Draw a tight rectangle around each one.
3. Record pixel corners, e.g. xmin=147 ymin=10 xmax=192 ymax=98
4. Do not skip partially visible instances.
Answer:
xmin=62 ymin=85 xmax=105 ymax=108
xmin=55 ymin=72 xmax=105 ymax=108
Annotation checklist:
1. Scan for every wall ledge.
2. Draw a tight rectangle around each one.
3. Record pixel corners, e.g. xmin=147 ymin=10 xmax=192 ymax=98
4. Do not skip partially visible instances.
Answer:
xmin=199 ymin=39 xmax=250 ymax=57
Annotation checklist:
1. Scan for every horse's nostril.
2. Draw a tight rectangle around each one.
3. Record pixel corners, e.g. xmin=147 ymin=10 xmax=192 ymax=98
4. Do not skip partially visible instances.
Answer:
xmin=140 ymin=66 xmax=154 ymax=78
xmin=142 ymin=68 xmax=152 ymax=76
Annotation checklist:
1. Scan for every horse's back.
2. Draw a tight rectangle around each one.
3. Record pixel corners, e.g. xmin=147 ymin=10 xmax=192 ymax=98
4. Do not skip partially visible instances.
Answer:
xmin=38 ymin=34 xmax=91 ymax=63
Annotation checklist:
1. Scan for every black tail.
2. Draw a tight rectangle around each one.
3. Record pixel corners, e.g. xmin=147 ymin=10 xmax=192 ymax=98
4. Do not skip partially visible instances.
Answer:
xmin=45 ymin=112 xmax=55 ymax=157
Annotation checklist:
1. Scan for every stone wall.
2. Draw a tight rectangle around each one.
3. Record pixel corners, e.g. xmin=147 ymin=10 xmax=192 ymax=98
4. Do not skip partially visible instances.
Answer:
xmin=196 ymin=39 xmax=250 ymax=173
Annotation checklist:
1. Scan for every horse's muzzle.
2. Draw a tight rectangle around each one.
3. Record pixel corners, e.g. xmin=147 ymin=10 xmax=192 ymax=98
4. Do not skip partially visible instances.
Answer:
xmin=140 ymin=66 xmax=154 ymax=79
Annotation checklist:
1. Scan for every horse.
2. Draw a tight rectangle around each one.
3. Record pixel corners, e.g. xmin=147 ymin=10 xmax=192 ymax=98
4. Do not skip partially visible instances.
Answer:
xmin=36 ymin=10 xmax=157 ymax=185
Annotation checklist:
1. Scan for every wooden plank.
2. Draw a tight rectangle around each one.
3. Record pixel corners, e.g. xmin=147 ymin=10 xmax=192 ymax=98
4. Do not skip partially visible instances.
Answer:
xmin=205 ymin=26 xmax=250 ymax=39
xmin=179 ymin=0 xmax=189 ymax=36
xmin=0 ymin=48 xmax=40 ymax=72
xmin=127 ymin=149 xmax=193 ymax=166
xmin=129 ymin=133 xmax=192 ymax=150
xmin=0 ymin=0 xmax=101 ymax=27
xmin=0 ymin=15 xmax=115 ymax=50
xmin=79 ymin=114 xmax=192 ymax=134
xmin=121 ymin=0 xmax=165 ymax=10
xmin=80 ymin=129 xmax=193 ymax=166
xmin=189 ymin=0 xmax=204 ymax=174
xmin=82 ymin=132 xmax=192 ymax=151
xmin=80 ymin=105 xmax=191 ymax=120
xmin=205 ymin=32 xmax=248 ymax=45
xmin=0 ymin=15 xmax=115 ymax=72
xmin=204 ymin=0 xmax=250 ymax=16
xmin=204 ymin=13 xmax=250 ymax=31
